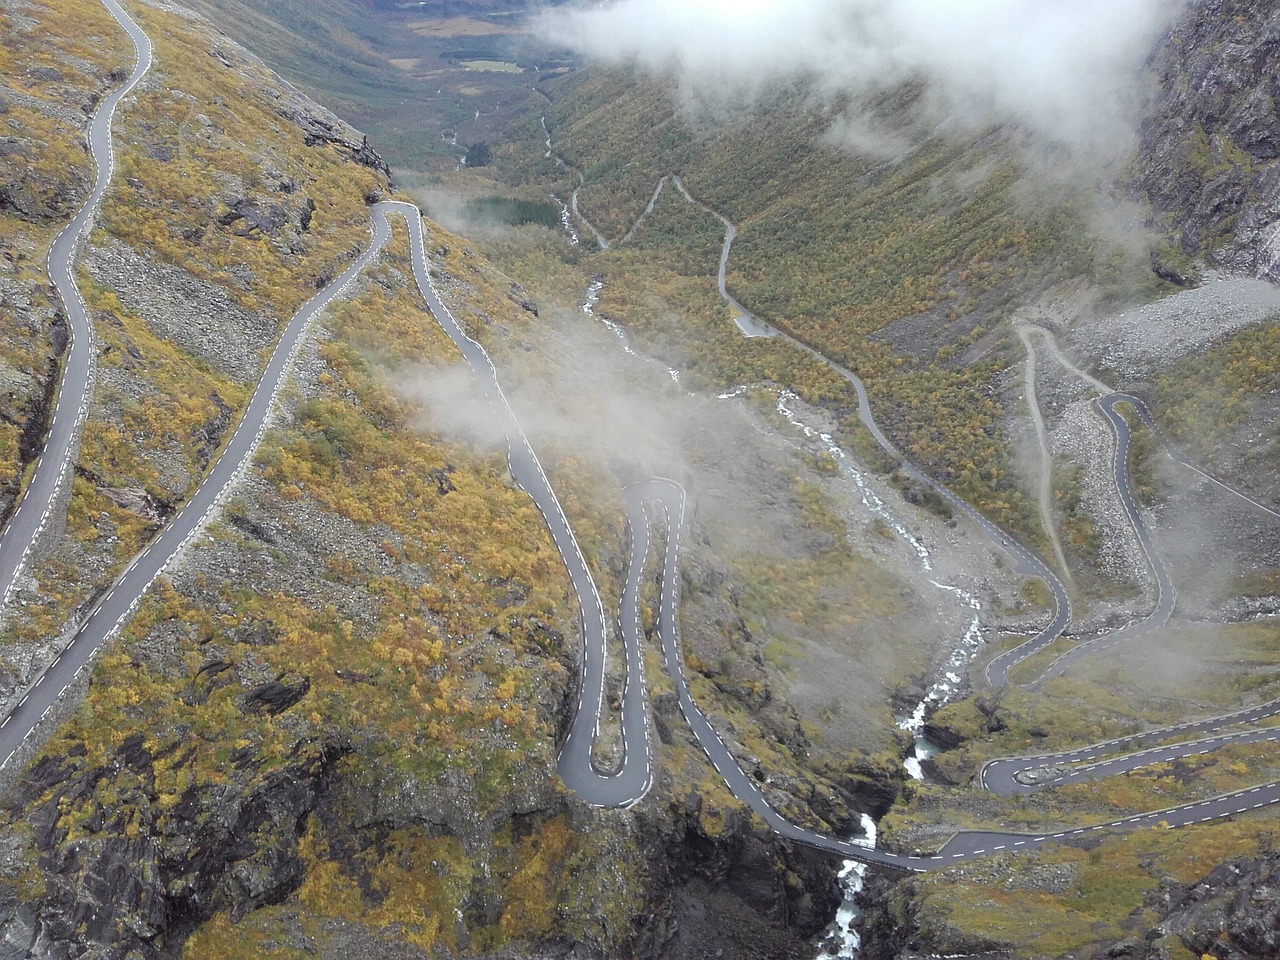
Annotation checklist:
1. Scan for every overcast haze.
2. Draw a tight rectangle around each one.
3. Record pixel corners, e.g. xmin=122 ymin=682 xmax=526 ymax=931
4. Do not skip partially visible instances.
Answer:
xmin=536 ymin=0 xmax=1186 ymax=166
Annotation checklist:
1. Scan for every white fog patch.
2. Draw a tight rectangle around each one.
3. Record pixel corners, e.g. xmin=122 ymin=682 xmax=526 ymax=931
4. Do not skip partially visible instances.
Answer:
xmin=536 ymin=0 xmax=1184 ymax=168
xmin=397 ymin=362 xmax=507 ymax=451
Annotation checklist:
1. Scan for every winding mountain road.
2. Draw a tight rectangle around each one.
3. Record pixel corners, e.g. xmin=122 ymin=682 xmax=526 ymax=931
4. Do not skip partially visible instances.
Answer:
xmin=665 ymin=178 xmax=1075 ymax=685
xmin=622 ymin=466 xmax=1280 ymax=872
xmin=4 ymin=1 xmax=1280 ymax=879
xmin=1032 ymin=394 xmax=1178 ymax=679
xmin=0 ymin=207 xmax=395 ymax=772
xmin=0 ymin=0 xmax=152 ymax=619
xmin=578 ymin=174 xmax=1280 ymax=866
xmin=672 ymin=176 xmax=775 ymax=338
xmin=377 ymin=201 xmax=650 ymax=808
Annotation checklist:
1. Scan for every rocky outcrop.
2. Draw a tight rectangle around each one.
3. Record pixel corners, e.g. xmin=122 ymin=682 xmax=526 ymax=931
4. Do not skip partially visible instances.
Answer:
xmin=857 ymin=871 xmax=1011 ymax=960
xmin=277 ymin=103 xmax=393 ymax=187
xmin=83 ymin=240 xmax=280 ymax=384
xmin=0 ymin=734 xmax=347 ymax=959
xmin=630 ymin=793 xmax=843 ymax=960
xmin=1148 ymin=851 xmax=1280 ymax=959
xmin=1134 ymin=0 xmax=1280 ymax=279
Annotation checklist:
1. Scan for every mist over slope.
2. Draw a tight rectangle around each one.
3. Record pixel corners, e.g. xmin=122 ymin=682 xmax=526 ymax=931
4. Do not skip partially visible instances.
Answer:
xmin=5 ymin=0 xmax=1280 ymax=957
xmin=535 ymin=0 xmax=1184 ymax=171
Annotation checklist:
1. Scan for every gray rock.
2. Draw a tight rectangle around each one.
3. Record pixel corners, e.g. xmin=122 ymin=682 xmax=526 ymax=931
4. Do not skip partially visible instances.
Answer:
xmin=1134 ymin=0 xmax=1280 ymax=280
xmin=83 ymin=239 xmax=279 ymax=384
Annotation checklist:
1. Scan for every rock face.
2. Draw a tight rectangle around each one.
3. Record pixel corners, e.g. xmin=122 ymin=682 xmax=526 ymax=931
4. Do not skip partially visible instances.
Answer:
xmin=270 ymin=89 xmax=393 ymax=187
xmin=851 ymin=849 xmax=1280 ymax=960
xmin=0 ymin=736 xmax=342 ymax=960
xmin=856 ymin=871 xmax=1009 ymax=960
xmin=633 ymin=797 xmax=843 ymax=960
xmin=83 ymin=240 xmax=281 ymax=384
xmin=1150 ymin=852 xmax=1280 ymax=959
xmin=1134 ymin=0 xmax=1280 ymax=279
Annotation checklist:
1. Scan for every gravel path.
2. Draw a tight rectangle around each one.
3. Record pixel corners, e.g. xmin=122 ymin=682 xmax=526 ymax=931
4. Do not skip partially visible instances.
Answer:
xmin=1017 ymin=326 xmax=1073 ymax=589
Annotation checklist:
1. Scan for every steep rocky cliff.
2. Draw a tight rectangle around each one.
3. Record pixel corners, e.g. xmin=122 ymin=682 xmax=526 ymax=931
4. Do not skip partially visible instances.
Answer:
xmin=1136 ymin=0 xmax=1280 ymax=281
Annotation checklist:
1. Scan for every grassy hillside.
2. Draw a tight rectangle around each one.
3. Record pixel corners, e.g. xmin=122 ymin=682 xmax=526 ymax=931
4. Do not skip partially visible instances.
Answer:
xmin=3 ymin=0 xmax=389 ymax=651
xmin=176 ymin=0 xmax=566 ymax=168
xmin=0 ymin=0 xmax=123 ymax=525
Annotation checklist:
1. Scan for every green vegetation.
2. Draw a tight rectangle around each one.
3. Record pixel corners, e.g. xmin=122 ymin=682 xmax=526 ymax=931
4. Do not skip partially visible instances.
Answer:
xmin=471 ymin=68 xmax=1180 ymax=541
xmin=18 ymin=226 xmax=651 ymax=955
xmin=11 ymin=2 xmax=1279 ymax=956
xmin=939 ymin=617 xmax=1280 ymax=781
xmin=1155 ymin=318 xmax=1280 ymax=474
xmin=878 ymin=598 xmax=1280 ymax=958
xmin=0 ymin=3 xmax=653 ymax=954
xmin=463 ymin=195 xmax=559 ymax=228
xmin=464 ymin=140 xmax=493 ymax=167
xmin=900 ymin=812 xmax=1280 ymax=958
xmin=461 ymin=59 xmax=522 ymax=73
xmin=175 ymin=0 xmax=562 ymax=167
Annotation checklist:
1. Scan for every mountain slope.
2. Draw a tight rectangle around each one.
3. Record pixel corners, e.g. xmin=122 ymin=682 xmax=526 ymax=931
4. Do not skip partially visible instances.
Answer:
xmin=0 ymin=3 xmax=862 ymax=958
xmin=5 ymin=0 xmax=1280 ymax=958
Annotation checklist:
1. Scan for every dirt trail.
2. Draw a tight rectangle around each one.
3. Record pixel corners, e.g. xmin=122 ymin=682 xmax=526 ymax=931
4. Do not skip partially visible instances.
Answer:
xmin=1017 ymin=325 xmax=1075 ymax=591
xmin=620 ymin=176 xmax=668 ymax=244
xmin=1025 ymin=323 xmax=1112 ymax=395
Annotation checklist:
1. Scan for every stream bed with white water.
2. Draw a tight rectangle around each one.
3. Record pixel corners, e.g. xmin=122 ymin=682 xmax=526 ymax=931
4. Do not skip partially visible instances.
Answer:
xmin=579 ymin=283 xmax=988 ymax=956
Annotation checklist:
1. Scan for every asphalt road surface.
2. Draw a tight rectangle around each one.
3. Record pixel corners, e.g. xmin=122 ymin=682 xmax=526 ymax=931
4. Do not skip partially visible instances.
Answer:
xmin=1031 ymin=394 xmax=1178 ymax=680
xmin=0 ymin=0 xmax=152 ymax=617
xmin=3 ymin=1 xmax=1278 ymax=870
xmin=0 ymin=203 xmax=393 ymax=771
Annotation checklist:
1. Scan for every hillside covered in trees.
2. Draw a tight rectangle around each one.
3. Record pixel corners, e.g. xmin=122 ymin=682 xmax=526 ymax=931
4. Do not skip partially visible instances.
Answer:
xmin=4 ymin=0 xmax=1280 ymax=958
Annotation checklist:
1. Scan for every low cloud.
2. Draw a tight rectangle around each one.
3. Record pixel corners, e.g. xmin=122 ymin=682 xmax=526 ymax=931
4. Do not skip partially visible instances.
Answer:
xmin=397 ymin=362 xmax=508 ymax=451
xmin=536 ymin=0 xmax=1185 ymax=168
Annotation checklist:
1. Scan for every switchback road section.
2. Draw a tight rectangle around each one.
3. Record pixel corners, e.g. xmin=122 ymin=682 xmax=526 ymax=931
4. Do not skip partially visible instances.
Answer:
xmin=0 ymin=0 xmax=152 ymax=617
xmin=378 ymin=202 xmax=652 ymax=808
xmin=0 ymin=208 xmax=394 ymax=774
